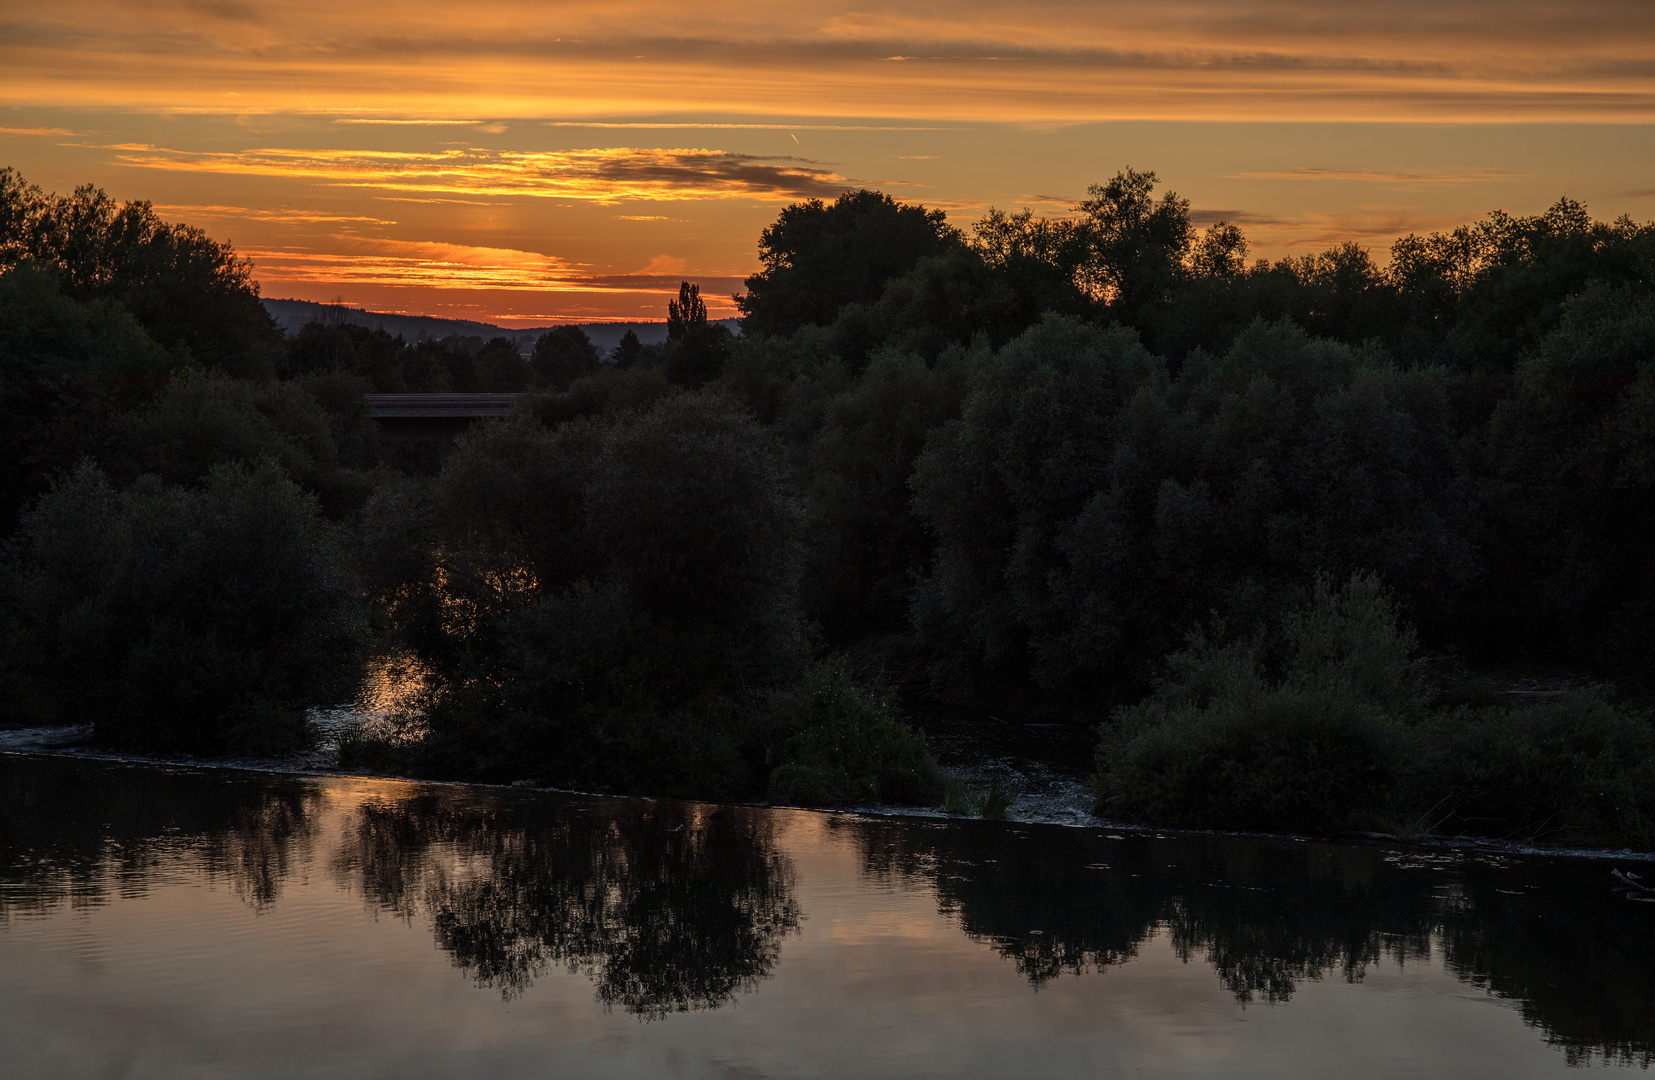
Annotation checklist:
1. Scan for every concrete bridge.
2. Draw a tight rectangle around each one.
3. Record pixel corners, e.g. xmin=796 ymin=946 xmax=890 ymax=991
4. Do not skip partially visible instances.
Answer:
xmin=364 ymin=393 xmax=518 ymax=441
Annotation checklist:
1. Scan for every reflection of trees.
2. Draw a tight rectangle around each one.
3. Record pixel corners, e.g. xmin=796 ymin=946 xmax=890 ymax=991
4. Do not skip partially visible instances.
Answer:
xmin=842 ymin=818 xmax=1655 ymax=1066
xmin=333 ymin=793 xmax=800 ymax=1015
xmin=1439 ymin=882 xmax=1655 ymax=1067
xmin=8 ymin=757 xmax=1650 ymax=1063
xmin=1 ymin=758 xmax=800 ymax=1018
xmin=0 ymin=756 xmax=317 ymax=916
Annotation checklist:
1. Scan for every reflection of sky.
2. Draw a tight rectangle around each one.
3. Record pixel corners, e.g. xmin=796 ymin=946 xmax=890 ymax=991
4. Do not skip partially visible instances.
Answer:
xmin=1 ymin=2 xmax=1653 ymax=322
xmin=0 ymin=779 xmax=1619 ymax=1078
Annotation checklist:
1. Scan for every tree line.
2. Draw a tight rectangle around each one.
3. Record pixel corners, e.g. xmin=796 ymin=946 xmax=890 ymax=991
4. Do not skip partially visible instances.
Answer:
xmin=1 ymin=166 xmax=1652 ymax=846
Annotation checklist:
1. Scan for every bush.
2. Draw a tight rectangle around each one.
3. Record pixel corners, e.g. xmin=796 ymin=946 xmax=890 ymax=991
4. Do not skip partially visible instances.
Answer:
xmin=767 ymin=665 xmax=941 ymax=807
xmin=3 ymin=462 xmax=368 ymax=754
xmin=1095 ymin=574 xmax=1419 ymax=833
xmin=939 ymin=774 xmax=1012 ymax=819
xmin=1415 ymin=692 xmax=1655 ymax=848
xmin=1097 ymin=573 xmax=1655 ymax=848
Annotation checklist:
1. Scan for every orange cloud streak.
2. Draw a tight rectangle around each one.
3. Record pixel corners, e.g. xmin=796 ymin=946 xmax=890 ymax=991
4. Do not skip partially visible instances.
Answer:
xmin=111 ymin=146 xmax=851 ymax=202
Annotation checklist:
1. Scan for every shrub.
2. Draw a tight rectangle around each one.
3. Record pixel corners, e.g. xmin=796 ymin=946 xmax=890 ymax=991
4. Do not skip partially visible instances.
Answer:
xmin=1415 ymin=691 xmax=1655 ymax=848
xmin=1097 ymin=572 xmax=1655 ymax=848
xmin=1095 ymin=574 xmax=1418 ymax=833
xmin=767 ymin=665 xmax=941 ymax=807
xmin=939 ymin=774 xmax=1012 ymax=819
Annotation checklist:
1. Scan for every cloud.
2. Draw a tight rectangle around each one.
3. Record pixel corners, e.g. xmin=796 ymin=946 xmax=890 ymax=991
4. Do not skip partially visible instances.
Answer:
xmin=111 ymin=145 xmax=854 ymax=202
xmin=245 ymin=238 xmax=582 ymax=291
xmin=574 ymin=273 xmax=747 ymax=293
xmin=244 ymin=236 xmax=748 ymax=297
xmin=0 ymin=126 xmax=77 ymax=137
xmin=333 ymin=119 xmax=489 ymax=125
xmin=544 ymin=122 xmax=952 ymax=131
xmin=636 ymin=254 xmax=687 ymax=274
xmin=1228 ymin=168 xmax=1523 ymax=185
xmin=1269 ymin=211 xmax=1475 ymax=250
xmin=1188 ymin=209 xmax=1293 ymax=227
xmin=181 ymin=0 xmax=262 ymax=23
xmin=151 ymin=203 xmax=397 ymax=225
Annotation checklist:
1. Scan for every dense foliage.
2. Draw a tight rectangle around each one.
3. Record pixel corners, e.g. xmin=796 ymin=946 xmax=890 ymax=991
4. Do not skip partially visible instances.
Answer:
xmin=2 ymin=462 xmax=367 ymax=754
xmin=1 ymin=165 xmax=1652 ymax=844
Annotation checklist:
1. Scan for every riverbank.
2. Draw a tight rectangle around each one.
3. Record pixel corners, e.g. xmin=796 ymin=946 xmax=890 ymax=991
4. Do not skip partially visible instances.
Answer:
xmin=7 ymin=722 xmax=1651 ymax=866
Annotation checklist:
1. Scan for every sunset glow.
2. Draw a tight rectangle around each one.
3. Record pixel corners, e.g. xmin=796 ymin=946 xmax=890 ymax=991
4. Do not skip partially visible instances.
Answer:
xmin=4 ymin=0 xmax=1652 ymax=322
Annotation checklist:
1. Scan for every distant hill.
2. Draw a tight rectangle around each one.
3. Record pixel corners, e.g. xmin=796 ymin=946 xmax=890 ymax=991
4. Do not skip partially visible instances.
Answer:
xmin=261 ymin=298 xmax=739 ymax=354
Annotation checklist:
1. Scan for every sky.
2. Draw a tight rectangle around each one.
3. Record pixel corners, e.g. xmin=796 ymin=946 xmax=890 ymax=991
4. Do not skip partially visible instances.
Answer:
xmin=2 ymin=1 xmax=1653 ymax=324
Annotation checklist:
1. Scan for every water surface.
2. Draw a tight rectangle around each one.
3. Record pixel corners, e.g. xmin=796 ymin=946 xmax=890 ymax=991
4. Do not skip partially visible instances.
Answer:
xmin=1 ymin=754 xmax=1650 ymax=1077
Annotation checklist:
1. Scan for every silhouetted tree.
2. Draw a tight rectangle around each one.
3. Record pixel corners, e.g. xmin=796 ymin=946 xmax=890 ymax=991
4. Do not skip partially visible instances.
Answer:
xmin=1074 ymin=168 xmax=1195 ymax=318
xmin=475 ymin=336 xmax=533 ymax=391
xmin=666 ymin=324 xmax=731 ymax=387
xmin=611 ymin=328 xmax=643 ymax=367
xmin=667 ymin=280 xmax=708 ymax=340
xmin=0 ymin=170 xmax=281 ymax=374
xmin=530 ymin=326 xmax=599 ymax=389
xmin=736 ymin=189 xmax=962 ymax=337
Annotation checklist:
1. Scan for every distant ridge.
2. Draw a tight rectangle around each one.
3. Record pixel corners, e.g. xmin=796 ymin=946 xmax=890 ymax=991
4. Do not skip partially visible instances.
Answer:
xmin=261 ymin=298 xmax=739 ymax=354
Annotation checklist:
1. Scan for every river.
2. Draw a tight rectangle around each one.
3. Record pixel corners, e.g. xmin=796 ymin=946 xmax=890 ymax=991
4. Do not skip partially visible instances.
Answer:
xmin=1 ymin=753 xmax=1650 ymax=1077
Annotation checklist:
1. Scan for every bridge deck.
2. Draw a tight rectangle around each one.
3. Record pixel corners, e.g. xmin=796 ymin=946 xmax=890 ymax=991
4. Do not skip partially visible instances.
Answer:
xmin=364 ymin=393 xmax=520 ymax=419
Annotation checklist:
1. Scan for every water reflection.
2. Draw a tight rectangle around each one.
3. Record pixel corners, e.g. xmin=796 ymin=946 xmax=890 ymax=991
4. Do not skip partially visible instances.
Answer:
xmin=840 ymin=817 xmax=1655 ymax=1067
xmin=0 ymin=756 xmax=318 ymax=915
xmin=2 ymin=756 xmax=1653 ymax=1066
xmin=331 ymin=794 xmax=800 ymax=1013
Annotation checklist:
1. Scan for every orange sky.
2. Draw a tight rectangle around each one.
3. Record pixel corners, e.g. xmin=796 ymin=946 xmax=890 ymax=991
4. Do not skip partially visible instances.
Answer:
xmin=3 ymin=1 xmax=1653 ymax=323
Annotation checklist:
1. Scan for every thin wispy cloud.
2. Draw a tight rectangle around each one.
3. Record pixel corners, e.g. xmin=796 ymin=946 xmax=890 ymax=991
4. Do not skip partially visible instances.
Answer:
xmin=111 ymin=145 xmax=854 ymax=202
xmin=1230 ymin=168 xmax=1524 ymax=185
xmin=333 ymin=119 xmax=491 ymax=126
xmin=543 ymin=122 xmax=953 ymax=131
xmin=1276 ymin=212 xmax=1475 ymax=250
xmin=152 ymin=203 xmax=398 ymax=225
xmin=1188 ymin=209 xmax=1293 ymax=227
